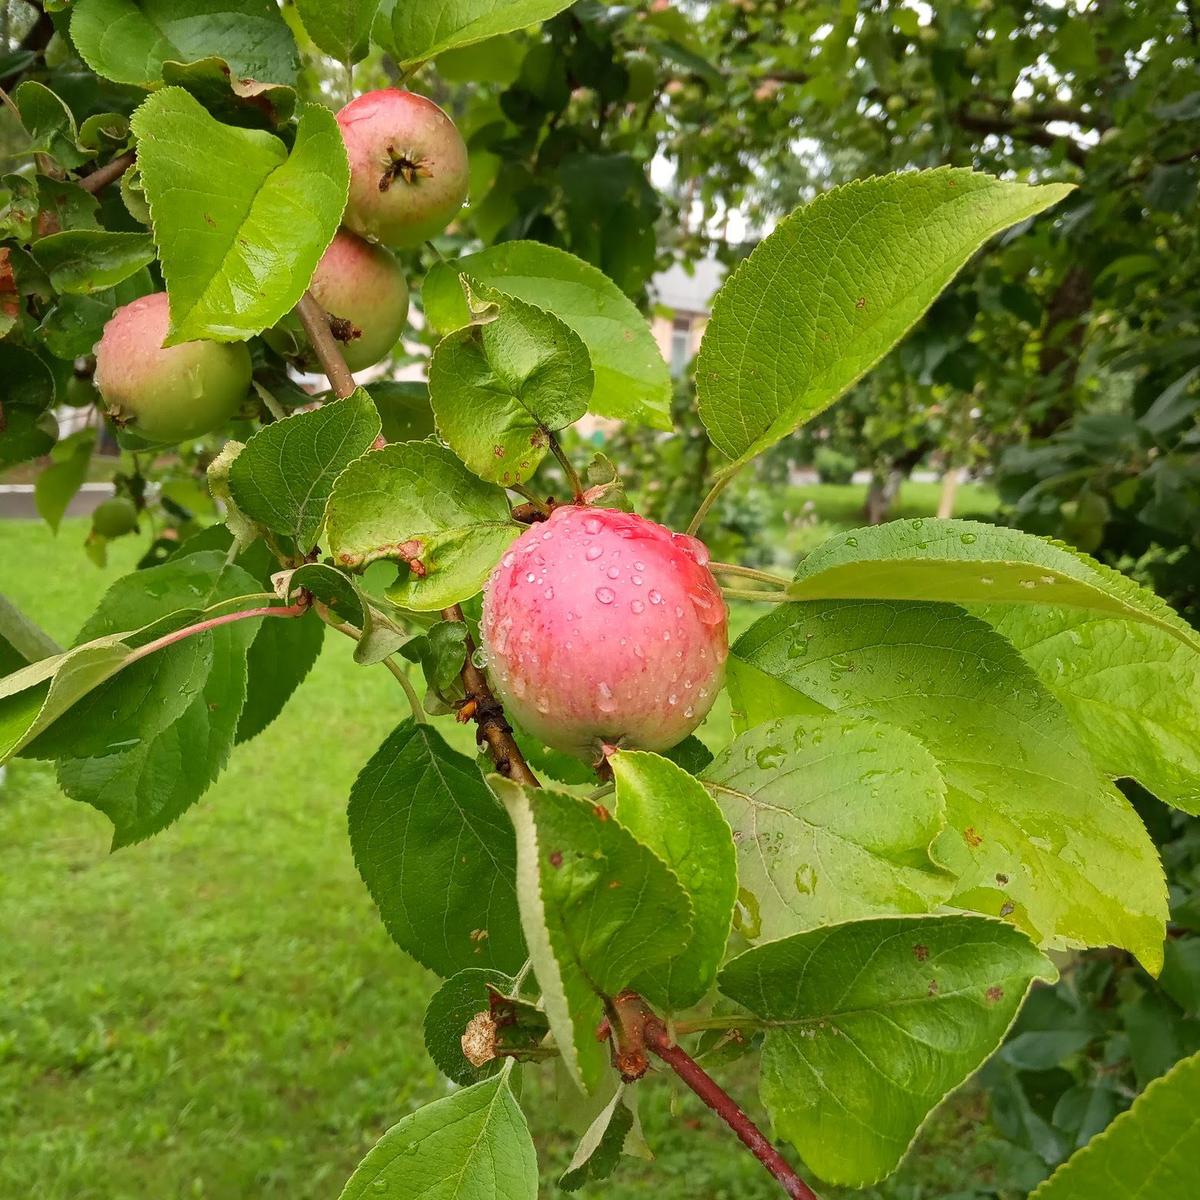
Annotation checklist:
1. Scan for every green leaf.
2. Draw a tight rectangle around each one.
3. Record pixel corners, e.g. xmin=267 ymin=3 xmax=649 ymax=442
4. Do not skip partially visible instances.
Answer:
xmin=559 ymin=1085 xmax=636 ymax=1192
xmin=295 ymin=0 xmax=380 ymax=64
xmin=337 ymin=1070 xmax=537 ymax=1200
xmin=696 ymin=169 xmax=1073 ymax=465
xmin=0 ymin=409 xmax=57 ymax=469
xmin=610 ymin=750 xmax=737 ymax=1010
xmin=31 ymin=231 xmax=156 ymax=295
xmin=227 ymin=390 xmax=380 ymax=552
xmin=429 ymin=278 xmax=592 ymax=485
xmin=703 ymin=714 xmax=952 ymax=941
xmin=400 ymin=620 xmax=467 ymax=697
xmin=1030 ymin=1049 xmax=1200 ymax=1200
xmin=0 ymin=639 xmax=133 ymax=765
xmin=13 ymin=81 xmax=89 ymax=169
xmin=1 ymin=173 xmax=39 ymax=242
xmin=0 ymin=343 xmax=55 ymax=413
xmin=976 ymin=606 xmax=1200 ymax=815
xmin=348 ymin=720 xmax=526 ymax=978
xmin=728 ymin=601 xmax=1168 ymax=973
xmin=422 ymin=968 xmax=516 ymax=1085
xmin=57 ymin=596 xmax=257 ymax=848
xmin=788 ymin=519 xmax=1200 ymax=654
xmin=132 ymin=90 xmax=348 ymax=343
xmin=719 ymin=914 xmax=1055 ymax=1186
xmin=383 ymin=0 xmax=575 ymax=67
xmin=424 ymin=241 xmax=671 ymax=430
xmin=24 ymin=550 xmax=239 ymax=760
xmin=283 ymin=563 xmax=407 ymax=667
xmin=36 ymin=270 xmax=154 ymax=361
xmin=326 ymin=441 xmax=521 ymax=611
xmin=493 ymin=777 xmax=692 ymax=1092
xmin=159 ymin=58 xmax=296 ymax=129
xmin=235 ymin=608 xmax=324 ymax=743
xmin=34 ymin=429 xmax=97 ymax=532
xmin=70 ymin=0 xmax=299 ymax=89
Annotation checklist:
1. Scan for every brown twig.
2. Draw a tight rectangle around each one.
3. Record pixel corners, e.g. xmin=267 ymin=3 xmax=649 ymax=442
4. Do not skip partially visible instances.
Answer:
xmin=80 ymin=150 xmax=136 ymax=195
xmin=441 ymin=603 xmax=540 ymax=787
xmin=296 ymin=290 xmax=358 ymax=399
xmin=626 ymin=999 xmax=818 ymax=1200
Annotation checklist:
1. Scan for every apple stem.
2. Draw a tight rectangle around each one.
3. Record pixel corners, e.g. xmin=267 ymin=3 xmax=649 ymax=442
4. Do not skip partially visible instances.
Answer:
xmin=296 ymin=291 xmax=357 ymax=399
xmin=548 ymin=433 xmax=585 ymax=501
xmin=442 ymin=603 xmax=541 ymax=788
xmin=708 ymin=562 xmax=791 ymax=589
xmin=80 ymin=150 xmax=135 ymax=194
xmin=686 ymin=463 xmax=743 ymax=537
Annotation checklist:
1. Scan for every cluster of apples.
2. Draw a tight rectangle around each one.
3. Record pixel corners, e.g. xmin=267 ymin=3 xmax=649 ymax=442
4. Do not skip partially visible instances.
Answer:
xmin=93 ymin=91 xmax=469 ymax=444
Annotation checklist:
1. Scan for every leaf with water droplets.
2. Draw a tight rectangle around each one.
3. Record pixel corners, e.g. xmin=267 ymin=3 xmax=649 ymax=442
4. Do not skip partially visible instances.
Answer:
xmin=493 ymin=776 xmax=693 ymax=1092
xmin=703 ymin=715 xmax=953 ymax=940
xmin=728 ymin=600 xmax=1168 ymax=973
xmin=611 ymin=750 xmax=738 ymax=1010
xmin=337 ymin=1068 xmax=537 ymax=1200
xmin=788 ymin=519 xmax=1200 ymax=653
xmin=720 ymin=914 xmax=1054 ymax=1186
xmin=975 ymin=605 xmax=1200 ymax=815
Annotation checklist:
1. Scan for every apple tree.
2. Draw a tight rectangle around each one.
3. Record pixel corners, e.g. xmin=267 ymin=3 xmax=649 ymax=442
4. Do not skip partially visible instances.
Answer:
xmin=2 ymin=2 xmax=1200 ymax=1197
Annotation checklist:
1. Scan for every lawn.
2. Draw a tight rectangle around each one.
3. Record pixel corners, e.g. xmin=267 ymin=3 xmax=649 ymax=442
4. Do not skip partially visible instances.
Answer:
xmin=0 ymin=486 xmax=1023 ymax=1200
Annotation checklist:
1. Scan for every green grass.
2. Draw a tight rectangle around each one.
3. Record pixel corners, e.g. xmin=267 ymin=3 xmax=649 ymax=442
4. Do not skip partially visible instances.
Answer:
xmin=0 ymin=495 xmax=1024 ymax=1200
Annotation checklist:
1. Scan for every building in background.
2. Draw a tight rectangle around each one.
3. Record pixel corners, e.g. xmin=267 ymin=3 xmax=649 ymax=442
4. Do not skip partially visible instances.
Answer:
xmin=649 ymin=256 xmax=726 ymax=376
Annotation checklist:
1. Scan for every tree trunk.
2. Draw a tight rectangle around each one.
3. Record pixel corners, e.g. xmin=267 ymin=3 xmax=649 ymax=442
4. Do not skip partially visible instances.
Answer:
xmin=1029 ymin=265 xmax=1093 ymax=439
xmin=864 ymin=469 xmax=904 ymax=525
xmin=937 ymin=468 xmax=961 ymax=519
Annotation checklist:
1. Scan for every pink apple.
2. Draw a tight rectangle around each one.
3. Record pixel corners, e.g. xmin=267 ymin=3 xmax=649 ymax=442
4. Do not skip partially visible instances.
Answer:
xmin=305 ymin=230 xmax=410 ymax=371
xmin=481 ymin=505 xmax=728 ymax=761
xmin=93 ymin=292 xmax=251 ymax=444
xmin=336 ymin=89 xmax=470 ymax=248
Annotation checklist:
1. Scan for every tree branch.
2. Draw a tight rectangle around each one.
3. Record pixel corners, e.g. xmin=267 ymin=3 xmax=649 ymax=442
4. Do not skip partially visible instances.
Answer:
xmin=953 ymin=105 xmax=1089 ymax=167
xmin=607 ymin=994 xmax=818 ymax=1200
xmin=79 ymin=150 xmax=136 ymax=195
xmin=295 ymin=291 xmax=358 ymax=399
xmin=441 ymin=602 xmax=540 ymax=787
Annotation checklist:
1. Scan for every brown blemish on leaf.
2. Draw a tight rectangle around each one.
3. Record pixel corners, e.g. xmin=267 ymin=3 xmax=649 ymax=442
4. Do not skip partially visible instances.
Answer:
xmin=913 ymin=944 xmax=929 ymax=962
xmin=995 ymin=872 xmax=1009 ymax=885
xmin=549 ymin=850 xmax=564 ymax=868
xmin=963 ymin=826 xmax=983 ymax=847
xmin=999 ymin=901 xmax=1015 ymax=917
xmin=494 ymin=445 xmax=506 ymax=457
xmin=607 ymin=879 xmax=621 ymax=889
xmin=855 ymin=296 xmax=866 ymax=310
xmin=927 ymin=979 xmax=938 ymax=996
xmin=593 ymin=804 xmax=610 ymax=821
xmin=985 ymin=985 xmax=1004 ymax=1003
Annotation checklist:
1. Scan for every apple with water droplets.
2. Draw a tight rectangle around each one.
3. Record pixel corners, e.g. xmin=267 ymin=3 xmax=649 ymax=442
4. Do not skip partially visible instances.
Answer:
xmin=480 ymin=505 xmax=728 ymax=762
xmin=93 ymin=292 xmax=251 ymax=444
xmin=336 ymin=89 xmax=470 ymax=248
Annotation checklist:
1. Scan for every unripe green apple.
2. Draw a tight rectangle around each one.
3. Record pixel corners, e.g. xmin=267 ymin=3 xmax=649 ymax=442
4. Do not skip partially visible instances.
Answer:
xmin=91 ymin=496 xmax=139 ymax=538
xmin=93 ymin=293 xmax=251 ymax=444
xmin=336 ymin=89 xmax=470 ymax=248
xmin=292 ymin=230 xmax=410 ymax=372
